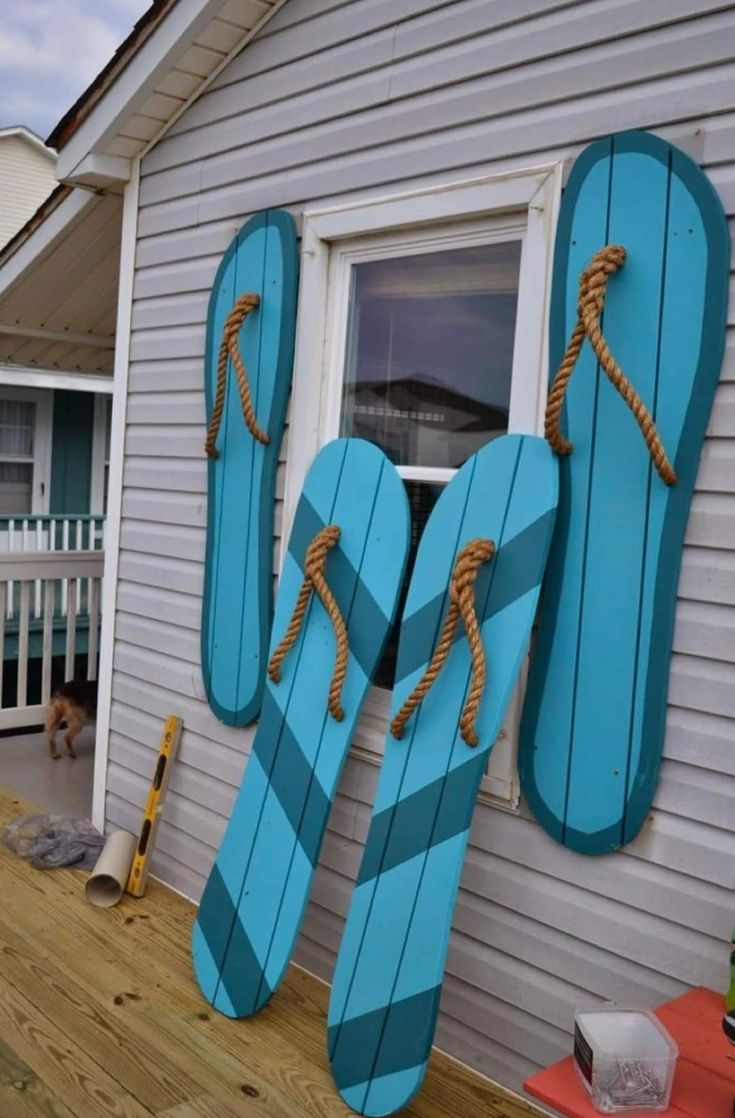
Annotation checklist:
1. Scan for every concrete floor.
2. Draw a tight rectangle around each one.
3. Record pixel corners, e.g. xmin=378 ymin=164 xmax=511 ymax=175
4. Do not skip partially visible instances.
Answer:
xmin=0 ymin=725 xmax=95 ymax=818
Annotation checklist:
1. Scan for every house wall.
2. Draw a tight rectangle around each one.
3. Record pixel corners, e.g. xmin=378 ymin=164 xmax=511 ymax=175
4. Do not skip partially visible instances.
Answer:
xmin=106 ymin=0 xmax=735 ymax=1093
xmin=0 ymin=135 xmax=56 ymax=249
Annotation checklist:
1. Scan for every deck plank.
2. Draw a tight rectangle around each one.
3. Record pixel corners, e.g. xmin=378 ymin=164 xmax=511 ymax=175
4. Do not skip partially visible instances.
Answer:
xmin=0 ymin=784 xmax=546 ymax=1118
xmin=0 ymin=1079 xmax=78 ymax=1118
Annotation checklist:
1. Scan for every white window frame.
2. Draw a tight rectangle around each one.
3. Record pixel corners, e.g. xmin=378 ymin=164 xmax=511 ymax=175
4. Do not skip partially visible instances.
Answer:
xmin=282 ymin=165 xmax=562 ymax=809
xmin=0 ymin=385 xmax=53 ymax=515
xmin=90 ymin=393 xmax=112 ymax=516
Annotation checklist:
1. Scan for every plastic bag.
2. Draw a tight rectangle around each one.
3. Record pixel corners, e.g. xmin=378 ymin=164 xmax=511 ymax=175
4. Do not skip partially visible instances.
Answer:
xmin=3 ymin=814 xmax=105 ymax=870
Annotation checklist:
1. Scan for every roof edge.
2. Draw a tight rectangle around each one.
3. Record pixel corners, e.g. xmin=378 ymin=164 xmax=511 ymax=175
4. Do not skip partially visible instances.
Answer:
xmin=46 ymin=0 xmax=175 ymax=152
xmin=0 ymin=126 xmax=57 ymax=159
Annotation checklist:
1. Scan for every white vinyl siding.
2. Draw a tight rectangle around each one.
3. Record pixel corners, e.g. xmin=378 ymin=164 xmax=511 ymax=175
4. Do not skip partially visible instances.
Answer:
xmin=107 ymin=0 xmax=735 ymax=1095
xmin=0 ymin=135 xmax=56 ymax=249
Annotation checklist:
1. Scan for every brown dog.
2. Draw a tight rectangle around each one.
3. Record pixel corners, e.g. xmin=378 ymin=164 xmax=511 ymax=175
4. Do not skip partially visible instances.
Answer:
xmin=45 ymin=680 xmax=98 ymax=760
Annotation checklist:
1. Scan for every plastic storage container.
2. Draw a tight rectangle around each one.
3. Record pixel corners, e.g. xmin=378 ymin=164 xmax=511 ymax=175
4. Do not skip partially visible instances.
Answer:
xmin=573 ymin=1007 xmax=678 ymax=1113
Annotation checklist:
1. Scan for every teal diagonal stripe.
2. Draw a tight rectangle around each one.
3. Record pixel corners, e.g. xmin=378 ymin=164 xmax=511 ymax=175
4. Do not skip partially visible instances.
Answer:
xmin=329 ymin=985 xmax=441 ymax=1090
xmin=356 ymin=751 xmax=487 ymax=885
xmin=219 ymin=906 xmax=272 ymax=1014
xmin=197 ymin=862 xmax=238 ymax=969
xmin=254 ymin=689 xmax=332 ymax=866
xmin=196 ymin=865 xmax=271 ymax=1011
xmin=286 ymin=495 xmax=391 ymax=680
xmin=395 ymin=508 xmax=555 ymax=684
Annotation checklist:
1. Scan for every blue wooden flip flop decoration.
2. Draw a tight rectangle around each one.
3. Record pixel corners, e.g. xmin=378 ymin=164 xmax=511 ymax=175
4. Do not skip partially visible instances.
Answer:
xmin=328 ymin=435 xmax=557 ymax=1117
xmin=519 ymin=131 xmax=730 ymax=855
xmin=193 ymin=438 xmax=410 ymax=1018
xmin=201 ymin=209 xmax=298 ymax=726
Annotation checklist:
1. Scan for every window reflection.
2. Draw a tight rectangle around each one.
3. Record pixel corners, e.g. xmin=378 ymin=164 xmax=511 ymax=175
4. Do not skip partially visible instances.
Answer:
xmin=341 ymin=242 xmax=521 ymax=468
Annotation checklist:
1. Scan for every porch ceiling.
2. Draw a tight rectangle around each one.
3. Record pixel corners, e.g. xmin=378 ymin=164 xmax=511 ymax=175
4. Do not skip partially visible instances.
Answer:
xmin=0 ymin=188 xmax=120 ymax=379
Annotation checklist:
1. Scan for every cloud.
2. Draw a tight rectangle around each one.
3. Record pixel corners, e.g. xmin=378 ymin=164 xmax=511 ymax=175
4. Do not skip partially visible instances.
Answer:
xmin=0 ymin=0 xmax=150 ymax=141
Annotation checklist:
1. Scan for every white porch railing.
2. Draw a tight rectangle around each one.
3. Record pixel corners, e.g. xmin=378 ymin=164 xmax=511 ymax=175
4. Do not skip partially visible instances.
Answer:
xmin=0 ymin=550 xmax=104 ymax=731
xmin=0 ymin=515 xmax=105 ymax=619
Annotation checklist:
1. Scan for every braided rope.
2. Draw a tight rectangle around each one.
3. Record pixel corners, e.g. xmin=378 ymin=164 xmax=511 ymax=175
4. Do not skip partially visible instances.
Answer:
xmin=544 ymin=245 xmax=676 ymax=487
xmin=204 ymin=292 xmax=270 ymax=458
xmin=391 ymin=538 xmax=495 ymax=748
xmin=267 ymin=525 xmax=348 ymax=722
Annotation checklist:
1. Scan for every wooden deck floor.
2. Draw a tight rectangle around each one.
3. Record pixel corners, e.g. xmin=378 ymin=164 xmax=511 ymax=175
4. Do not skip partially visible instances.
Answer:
xmin=0 ymin=785 xmax=547 ymax=1118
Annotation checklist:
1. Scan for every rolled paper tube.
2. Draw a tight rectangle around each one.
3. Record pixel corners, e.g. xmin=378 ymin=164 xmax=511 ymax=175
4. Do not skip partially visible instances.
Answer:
xmin=85 ymin=830 xmax=137 ymax=907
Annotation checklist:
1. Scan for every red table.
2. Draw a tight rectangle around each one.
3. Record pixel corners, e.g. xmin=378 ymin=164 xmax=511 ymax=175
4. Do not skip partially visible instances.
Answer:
xmin=524 ymin=988 xmax=735 ymax=1118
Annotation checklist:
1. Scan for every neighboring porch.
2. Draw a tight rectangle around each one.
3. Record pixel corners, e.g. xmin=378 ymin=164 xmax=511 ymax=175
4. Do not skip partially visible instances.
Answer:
xmin=0 ymin=727 xmax=95 ymax=818
xmin=0 ymin=784 xmax=546 ymax=1118
xmin=0 ymin=534 xmax=104 ymax=820
xmin=0 ymin=182 xmax=117 ymax=816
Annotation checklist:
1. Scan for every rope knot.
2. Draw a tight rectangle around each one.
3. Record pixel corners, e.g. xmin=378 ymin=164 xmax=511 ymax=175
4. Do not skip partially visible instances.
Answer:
xmin=205 ymin=292 xmax=270 ymax=459
xmin=267 ymin=524 xmax=348 ymax=722
xmin=544 ymin=244 xmax=676 ymax=486
xmin=448 ymin=538 xmax=495 ymax=608
xmin=391 ymin=537 xmax=495 ymax=748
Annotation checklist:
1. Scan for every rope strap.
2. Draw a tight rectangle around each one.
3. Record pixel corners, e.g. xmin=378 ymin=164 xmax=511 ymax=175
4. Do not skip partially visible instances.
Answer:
xmin=391 ymin=538 xmax=495 ymax=748
xmin=204 ymin=292 xmax=270 ymax=458
xmin=267 ymin=525 xmax=348 ymax=722
xmin=544 ymin=245 xmax=676 ymax=487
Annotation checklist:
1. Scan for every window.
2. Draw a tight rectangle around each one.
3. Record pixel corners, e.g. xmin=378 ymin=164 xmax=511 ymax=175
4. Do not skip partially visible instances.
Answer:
xmin=90 ymin=394 xmax=113 ymax=516
xmin=340 ymin=240 xmax=522 ymax=689
xmin=283 ymin=166 xmax=562 ymax=807
xmin=0 ymin=388 xmax=52 ymax=516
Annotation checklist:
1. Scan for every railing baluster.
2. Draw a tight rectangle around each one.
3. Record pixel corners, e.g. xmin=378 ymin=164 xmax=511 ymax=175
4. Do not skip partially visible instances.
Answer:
xmin=34 ymin=518 xmax=42 ymax=618
xmin=41 ymin=579 xmax=54 ymax=706
xmin=65 ymin=579 xmax=77 ymax=681
xmin=61 ymin=519 xmax=69 ymax=616
xmin=8 ymin=518 xmax=14 ymax=615
xmin=0 ymin=583 xmax=6 ymax=709
xmin=76 ymin=520 xmax=83 ymax=615
xmin=87 ymin=517 xmax=95 ymax=619
xmin=88 ymin=577 xmax=100 ymax=681
xmin=17 ymin=582 xmax=30 ymax=708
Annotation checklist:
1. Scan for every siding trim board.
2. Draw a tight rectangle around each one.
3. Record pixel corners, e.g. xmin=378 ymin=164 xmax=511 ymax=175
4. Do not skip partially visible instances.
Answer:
xmin=104 ymin=0 xmax=735 ymax=1099
xmin=92 ymin=161 xmax=141 ymax=832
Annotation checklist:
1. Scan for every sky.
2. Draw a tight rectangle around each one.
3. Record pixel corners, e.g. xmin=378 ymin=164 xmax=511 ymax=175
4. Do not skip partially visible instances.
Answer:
xmin=0 ymin=0 xmax=151 ymax=142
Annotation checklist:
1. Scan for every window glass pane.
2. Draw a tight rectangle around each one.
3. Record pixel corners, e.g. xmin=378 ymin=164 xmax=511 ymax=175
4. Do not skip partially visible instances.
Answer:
xmin=0 ymin=463 xmax=33 ymax=513
xmin=0 ymin=400 xmax=34 ymax=459
xmin=341 ymin=242 xmax=521 ymax=469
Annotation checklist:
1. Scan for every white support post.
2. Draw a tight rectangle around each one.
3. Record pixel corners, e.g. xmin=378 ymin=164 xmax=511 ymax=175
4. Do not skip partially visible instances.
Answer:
xmin=92 ymin=159 xmax=140 ymax=832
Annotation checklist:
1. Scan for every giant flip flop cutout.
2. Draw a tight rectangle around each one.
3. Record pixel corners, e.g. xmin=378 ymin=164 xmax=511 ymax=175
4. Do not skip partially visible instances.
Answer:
xmin=193 ymin=438 xmax=410 ymax=1017
xmin=519 ymin=131 xmax=730 ymax=855
xmin=201 ymin=209 xmax=298 ymax=726
xmin=328 ymin=434 xmax=557 ymax=1116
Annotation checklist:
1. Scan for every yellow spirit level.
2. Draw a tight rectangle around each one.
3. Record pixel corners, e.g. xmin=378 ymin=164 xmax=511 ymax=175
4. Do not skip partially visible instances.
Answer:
xmin=126 ymin=714 xmax=182 ymax=898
